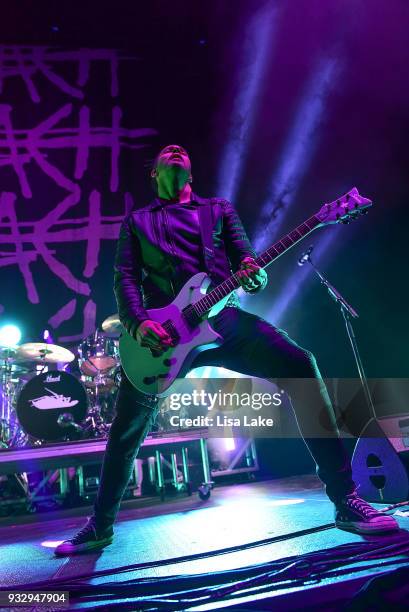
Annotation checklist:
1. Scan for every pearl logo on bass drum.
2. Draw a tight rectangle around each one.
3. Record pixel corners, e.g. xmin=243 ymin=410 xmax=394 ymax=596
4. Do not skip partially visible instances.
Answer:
xmin=45 ymin=374 xmax=61 ymax=383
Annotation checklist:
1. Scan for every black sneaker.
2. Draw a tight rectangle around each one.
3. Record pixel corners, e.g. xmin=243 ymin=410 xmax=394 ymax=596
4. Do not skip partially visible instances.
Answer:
xmin=335 ymin=492 xmax=399 ymax=534
xmin=54 ymin=518 xmax=114 ymax=556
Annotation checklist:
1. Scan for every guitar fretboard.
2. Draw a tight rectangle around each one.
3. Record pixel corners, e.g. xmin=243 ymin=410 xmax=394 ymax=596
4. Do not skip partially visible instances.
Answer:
xmin=192 ymin=214 xmax=321 ymax=317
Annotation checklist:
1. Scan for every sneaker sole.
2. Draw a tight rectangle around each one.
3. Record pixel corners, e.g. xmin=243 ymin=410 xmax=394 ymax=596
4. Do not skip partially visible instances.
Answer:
xmin=54 ymin=536 xmax=113 ymax=556
xmin=335 ymin=520 xmax=399 ymax=535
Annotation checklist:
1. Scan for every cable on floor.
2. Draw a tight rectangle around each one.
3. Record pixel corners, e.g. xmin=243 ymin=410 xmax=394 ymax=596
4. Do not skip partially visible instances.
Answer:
xmin=3 ymin=527 xmax=409 ymax=611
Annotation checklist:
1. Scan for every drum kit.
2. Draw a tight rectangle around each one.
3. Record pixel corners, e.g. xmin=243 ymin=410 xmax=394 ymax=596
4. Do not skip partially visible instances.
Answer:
xmin=0 ymin=314 xmax=123 ymax=449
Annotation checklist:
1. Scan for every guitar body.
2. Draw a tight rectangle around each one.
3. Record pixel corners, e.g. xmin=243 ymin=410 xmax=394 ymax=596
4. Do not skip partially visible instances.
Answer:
xmin=119 ymin=272 xmax=228 ymax=397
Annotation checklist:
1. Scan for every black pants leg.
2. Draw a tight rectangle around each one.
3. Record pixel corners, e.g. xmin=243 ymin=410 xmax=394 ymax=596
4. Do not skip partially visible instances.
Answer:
xmin=93 ymin=372 xmax=159 ymax=529
xmin=191 ymin=307 xmax=356 ymax=504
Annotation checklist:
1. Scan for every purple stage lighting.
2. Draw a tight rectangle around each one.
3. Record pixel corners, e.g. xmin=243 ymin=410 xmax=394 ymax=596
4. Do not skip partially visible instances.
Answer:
xmin=252 ymin=56 xmax=341 ymax=255
xmin=217 ymin=3 xmax=278 ymax=202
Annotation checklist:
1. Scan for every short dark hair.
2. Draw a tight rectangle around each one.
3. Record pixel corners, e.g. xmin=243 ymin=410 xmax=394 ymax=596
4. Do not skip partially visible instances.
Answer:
xmin=151 ymin=145 xmax=189 ymax=172
xmin=149 ymin=145 xmax=190 ymax=193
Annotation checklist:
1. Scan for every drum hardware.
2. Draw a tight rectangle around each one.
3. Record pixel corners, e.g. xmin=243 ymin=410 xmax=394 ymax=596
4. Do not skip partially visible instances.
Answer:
xmin=57 ymin=412 xmax=84 ymax=433
xmin=0 ymin=347 xmax=18 ymax=360
xmin=81 ymin=373 xmax=116 ymax=393
xmin=80 ymin=370 xmax=116 ymax=437
xmin=1 ymin=355 xmax=29 ymax=448
xmin=1 ymin=422 xmax=28 ymax=449
xmin=82 ymin=404 xmax=111 ymax=438
xmin=77 ymin=329 xmax=120 ymax=437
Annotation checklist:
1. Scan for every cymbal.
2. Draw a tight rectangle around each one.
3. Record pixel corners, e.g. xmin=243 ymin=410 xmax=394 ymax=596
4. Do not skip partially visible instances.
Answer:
xmin=102 ymin=313 xmax=123 ymax=335
xmin=16 ymin=342 xmax=75 ymax=364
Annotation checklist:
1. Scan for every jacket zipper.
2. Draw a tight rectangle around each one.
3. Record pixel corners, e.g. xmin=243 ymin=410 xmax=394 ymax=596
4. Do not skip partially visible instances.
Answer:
xmin=163 ymin=208 xmax=177 ymax=298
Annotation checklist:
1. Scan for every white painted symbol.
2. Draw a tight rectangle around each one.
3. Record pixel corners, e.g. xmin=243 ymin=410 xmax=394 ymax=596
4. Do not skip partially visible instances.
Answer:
xmin=29 ymin=387 xmax=79 ymax=410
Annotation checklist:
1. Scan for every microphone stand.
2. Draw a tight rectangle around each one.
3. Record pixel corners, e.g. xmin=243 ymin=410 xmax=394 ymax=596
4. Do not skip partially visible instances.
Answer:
xmin=300 ymin=248 xmax=376 ymax=420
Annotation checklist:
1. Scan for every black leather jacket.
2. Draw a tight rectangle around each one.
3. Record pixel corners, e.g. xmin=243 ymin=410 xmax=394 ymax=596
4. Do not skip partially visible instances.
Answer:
xmin=114 ymin=193 xmax=266 ymax=338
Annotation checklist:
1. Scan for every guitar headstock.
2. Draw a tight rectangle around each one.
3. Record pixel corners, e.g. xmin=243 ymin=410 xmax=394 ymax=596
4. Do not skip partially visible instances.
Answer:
xmin=316 ymin=188 xmax=372 ymax=226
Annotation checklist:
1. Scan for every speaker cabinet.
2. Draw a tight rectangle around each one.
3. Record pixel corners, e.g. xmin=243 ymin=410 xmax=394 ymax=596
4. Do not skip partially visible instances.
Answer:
xmin=352 ymin=416 xmax=409 ymax=503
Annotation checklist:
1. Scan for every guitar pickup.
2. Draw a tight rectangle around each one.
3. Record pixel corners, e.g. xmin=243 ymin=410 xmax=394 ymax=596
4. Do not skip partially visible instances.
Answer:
xmin=181 ymin=307 xmax=201 ymax=328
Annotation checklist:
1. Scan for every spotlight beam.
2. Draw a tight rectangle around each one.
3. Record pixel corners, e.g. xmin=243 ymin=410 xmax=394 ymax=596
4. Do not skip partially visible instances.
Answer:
xmin=252 ymin=56 xmax=342 ymax=255
xmin=266 ymin=228 xmax=342 ymax=326
xmin=217 ymin=4 xmax=278 ymax=202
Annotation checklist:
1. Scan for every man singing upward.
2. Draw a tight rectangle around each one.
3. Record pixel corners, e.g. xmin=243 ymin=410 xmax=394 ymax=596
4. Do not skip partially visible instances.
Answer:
xmin=55 ymin=145 xmax=398 ymax=555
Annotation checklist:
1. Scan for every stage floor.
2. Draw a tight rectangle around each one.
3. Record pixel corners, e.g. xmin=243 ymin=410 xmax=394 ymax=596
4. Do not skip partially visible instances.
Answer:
xmin=1 ymin=474 xmax=408 ymax=610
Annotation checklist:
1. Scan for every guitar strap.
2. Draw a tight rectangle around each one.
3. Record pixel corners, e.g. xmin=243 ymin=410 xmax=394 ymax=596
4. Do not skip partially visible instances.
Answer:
xmin=198 ymin=200 xmax=217 ymax=280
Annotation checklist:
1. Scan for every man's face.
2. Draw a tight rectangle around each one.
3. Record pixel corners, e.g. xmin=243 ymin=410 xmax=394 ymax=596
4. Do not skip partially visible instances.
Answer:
xmin=153 ymin=145 xmax=192 ymax=178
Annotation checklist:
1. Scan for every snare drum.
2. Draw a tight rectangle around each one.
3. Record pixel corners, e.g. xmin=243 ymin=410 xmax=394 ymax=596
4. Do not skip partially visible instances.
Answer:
xmin=78 ymin=332 xmax=118 ymax=377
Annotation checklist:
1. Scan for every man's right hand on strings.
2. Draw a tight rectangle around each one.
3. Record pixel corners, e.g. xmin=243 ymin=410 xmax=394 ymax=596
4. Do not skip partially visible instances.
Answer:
xmin=135 ymin=320 xmax=173 ymax=354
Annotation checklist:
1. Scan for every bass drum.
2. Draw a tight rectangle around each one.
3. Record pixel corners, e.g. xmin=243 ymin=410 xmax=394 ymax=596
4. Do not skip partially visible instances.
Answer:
xmin=16 ymin=371 xmax=88 ymax=441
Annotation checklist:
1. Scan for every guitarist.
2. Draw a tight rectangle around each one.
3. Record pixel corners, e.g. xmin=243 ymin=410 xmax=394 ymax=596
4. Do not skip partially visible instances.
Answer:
xmin=56 ymin=145 xmax=398 ymax=555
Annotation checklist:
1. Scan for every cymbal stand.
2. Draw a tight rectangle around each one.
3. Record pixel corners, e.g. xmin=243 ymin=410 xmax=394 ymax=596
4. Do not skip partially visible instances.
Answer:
xmin=84 ymin=370 xmax=111 ymax=437
xmin=1 ymin=355 xmax=16 ymax=446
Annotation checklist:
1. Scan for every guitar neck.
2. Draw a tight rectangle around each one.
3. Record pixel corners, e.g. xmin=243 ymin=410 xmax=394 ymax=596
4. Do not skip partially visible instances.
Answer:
xmin=192 ymin=214 xmax=321 ymax=317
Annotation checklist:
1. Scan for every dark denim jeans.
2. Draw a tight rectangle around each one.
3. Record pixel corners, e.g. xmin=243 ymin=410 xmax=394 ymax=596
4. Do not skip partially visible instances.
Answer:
xmin=93 ymin=307 xmax=355 ymax=527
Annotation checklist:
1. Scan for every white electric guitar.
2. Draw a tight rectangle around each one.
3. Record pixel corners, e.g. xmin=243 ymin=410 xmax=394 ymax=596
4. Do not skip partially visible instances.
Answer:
xmin=119 ymin=188 xmax=372 ymax=397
